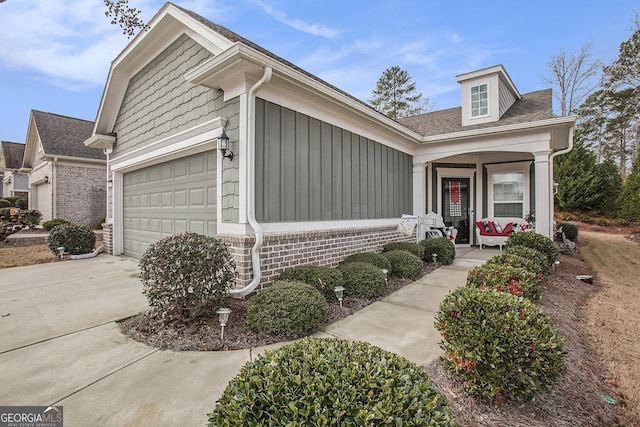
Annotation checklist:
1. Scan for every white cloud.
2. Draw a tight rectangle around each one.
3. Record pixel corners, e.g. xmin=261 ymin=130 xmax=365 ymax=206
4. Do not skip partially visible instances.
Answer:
xmin=0 ymin=0 xmax=134 ymax=89
xmin=255 ymin=1 xmax=340 ymax=39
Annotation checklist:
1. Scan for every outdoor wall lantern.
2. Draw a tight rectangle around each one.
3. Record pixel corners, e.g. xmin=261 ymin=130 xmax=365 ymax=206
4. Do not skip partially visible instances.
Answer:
xmin=334 ymin=286 xmax=345 ymax=308
xmin=218 ymin=131 xmax=234 ymax=161
xmin=216 ymin=307 xmax=232 ymax=339
xmin=553 ymin=181 xmax=559 ymax=195
xmin=44 ymin=175 xmax=49 ymax=184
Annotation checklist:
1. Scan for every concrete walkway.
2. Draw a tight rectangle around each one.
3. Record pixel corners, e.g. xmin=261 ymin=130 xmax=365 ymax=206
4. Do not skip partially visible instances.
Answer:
xmin=0 ymin=248 xmax=497 ymax=426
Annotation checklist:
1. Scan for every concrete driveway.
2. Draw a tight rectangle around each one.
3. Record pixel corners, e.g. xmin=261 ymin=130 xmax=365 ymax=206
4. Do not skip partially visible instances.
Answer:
xmin=0 ymin=250 xmax=493 ymax=426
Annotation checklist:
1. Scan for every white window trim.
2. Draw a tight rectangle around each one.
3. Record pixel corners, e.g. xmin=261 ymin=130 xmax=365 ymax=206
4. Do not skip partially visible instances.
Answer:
xmin=485 ymin=161 xmax=532 ymax=218
xmin=471 ymin=83 xmax=489 ymax=118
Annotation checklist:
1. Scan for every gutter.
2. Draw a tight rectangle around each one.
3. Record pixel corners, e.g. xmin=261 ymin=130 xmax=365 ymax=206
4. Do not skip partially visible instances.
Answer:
xmin=228 ymin=66 xmax=273 ymax=297
xmin=548 ymin=125 xmax=575 ymax=234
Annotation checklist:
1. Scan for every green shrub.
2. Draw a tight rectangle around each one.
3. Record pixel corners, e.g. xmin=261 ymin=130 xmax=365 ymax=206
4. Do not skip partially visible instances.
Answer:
xmin=2 ymin=196 xmax=20 ymax=206
xmin=597 ymin=217 xmax=609 ymax=226
xmin=18 ymin=210 xmax=42 ymax=229
xmin=96 ymin=216 xmax=106 ymax=229
xmin=557 ymin=222 xmax=578 ymax=241
xmin=15 ymin=198 xmax=28 ymax=210
xmin=420 ymin=237 xmax=456 ymax=265
xmin=616 ymin=218 xmax=630 ymax=226
xmin=0 ymin=207 xmax=12 ymax=219
xmin=435 ymin=287 xmax=566 ymax=401
xmin=578 ymin=213 xmax=592 ymax=223
xmin=208 ymin=337 xmax=458 ymax=426
xmin=341 ymin=252 xmax=392 ymax=271
xmin=139 ymin=232 xmax=237 ymax=320
xmin=0 ymin=199 xmax=10 ymax=208
xmin=506 ymin=232 xmax=559 ymax=267
xmin=245 ymin=281 xmax=328 ymax=337
xmin=558 ymin=212 xmax=571 ymax=221
xmin=278 ymin=265 xmax=344 ymax=302
xmin=46 ymin=224 xmax=96 ymax=256
xmin=466 ymin=263 xmax=542 ymax=301
xmin=382 ymin=250 xmax=423 ymax=278
xmin=486 ymin=253 xmax=546 ymax=280
xmin=381 ymin=241 xmax=422 ymax=257
xmin=502 ymin=245 xmax=551 ymax=277
xmin=338 ymin=262 xmax=385 ymax=298
xmin=42 ymin=218 xmax=71 ymax=230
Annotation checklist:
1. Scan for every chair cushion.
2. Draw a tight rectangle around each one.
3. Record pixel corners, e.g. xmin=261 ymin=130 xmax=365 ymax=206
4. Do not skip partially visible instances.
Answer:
xmin=502 ymin=222 xmax=514 ymax=234
xmin=488 ymin=221 xmax=497 ymax=233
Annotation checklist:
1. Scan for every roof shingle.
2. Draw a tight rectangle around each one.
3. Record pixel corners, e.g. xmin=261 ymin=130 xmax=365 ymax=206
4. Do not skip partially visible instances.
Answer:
xmin=32 ymin=111 xmax=105 ymax=160
xmin=0 ymin=141 xmax=26 ymax=169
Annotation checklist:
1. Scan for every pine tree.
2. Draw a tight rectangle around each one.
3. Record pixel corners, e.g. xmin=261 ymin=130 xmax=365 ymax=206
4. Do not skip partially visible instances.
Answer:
xmin=616 ymin=155 xmax=640 ymax=221
xmin=554 ymin=136 xmax=602 ymax=211
xmin=370 ymin=66 xmax=427 ymax=119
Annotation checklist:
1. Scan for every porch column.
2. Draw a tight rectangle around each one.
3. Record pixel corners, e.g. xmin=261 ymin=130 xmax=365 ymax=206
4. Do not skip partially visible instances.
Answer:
xmin=533 ymin=151 xmax=552 ymax=237
xmin=413 ymin=163 xmax=427 ymax=216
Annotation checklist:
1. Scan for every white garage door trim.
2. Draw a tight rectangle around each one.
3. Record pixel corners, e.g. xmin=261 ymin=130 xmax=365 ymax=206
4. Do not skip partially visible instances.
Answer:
xmin=110 ymin=117 xmax=225 ymax=255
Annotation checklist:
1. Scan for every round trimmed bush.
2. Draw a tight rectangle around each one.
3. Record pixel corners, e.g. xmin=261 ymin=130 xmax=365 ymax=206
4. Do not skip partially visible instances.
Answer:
xmin=42 ymin=218 xmax=71 ymax=231
xmin=46 ymin=224 xmax=96 ymax=255
xmin=278 ymin=264 xmax=344 ymax=302
xmin=503 ymin=245 xmax=551 ymax=277
xmin=139 ymin=232 xmax=237 ymax=320
xmin=466 ymin=263 xmax=542 ymax=300
xmin=341 ymin=252 xmax=392 ymax=271
xmin=382 ymin=250 xmax=423 ymax=278
xmin=0 ymin=199 xmax=10 ymax=209
xmin=557 ymin=222 xmax=579 ymax=241
xmin=15 ymin=198 xmax=28 ymax=209
xmin=506 ymin=232 xmax=559 ymax=267
xmin=338 ymin=262 xmax=385 ymax=298
xmin=419 ymin=237 xmax=456 ymax=265
xmin=245 ymin=281 xmax=328 ymax=336
xmin=486 ymin=253 xmax=546 ymax=281
xmin=0 ymin=207 xmax=11 ymax=219
xmin=381 ymin=241 xmax=422 ymax=257
xmin=435 ymin=287 xmax=566 ymax=401
xmin=18 ymin=209 xmax=42 ymax=229
xmin=207 ymin=337 xmax=458 ymax=426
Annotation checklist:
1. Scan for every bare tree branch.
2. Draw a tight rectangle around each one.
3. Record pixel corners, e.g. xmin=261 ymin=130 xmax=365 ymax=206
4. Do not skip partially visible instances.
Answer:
xmin=104 ymin=0 xmax=146 ymax=38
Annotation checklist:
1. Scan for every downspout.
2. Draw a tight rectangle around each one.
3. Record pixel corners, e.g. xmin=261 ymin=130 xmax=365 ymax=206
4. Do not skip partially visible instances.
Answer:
xmin=548 ymin=126 xmax=574 ymax=233
xmin=228 ymin=66 xmax=273 ymax=297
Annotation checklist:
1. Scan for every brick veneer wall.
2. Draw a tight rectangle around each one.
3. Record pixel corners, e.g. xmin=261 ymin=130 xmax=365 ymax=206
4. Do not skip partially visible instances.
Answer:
xmin=219 ymin=225 xmax=414 ymax=290
xmin=100 ymin=223 xmax=414 ymax=290
xmin=56 ymin=165 xmax=106 ymax=227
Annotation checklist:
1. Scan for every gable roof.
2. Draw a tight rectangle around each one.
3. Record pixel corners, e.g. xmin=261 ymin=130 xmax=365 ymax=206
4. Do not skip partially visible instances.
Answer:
xmin=398 ymin=89 xmax=554 ymax=137
xmin=1 ymin=141 xmax=26 ymax=169
xmin=32 ymin=111 xmax=105 ymax=160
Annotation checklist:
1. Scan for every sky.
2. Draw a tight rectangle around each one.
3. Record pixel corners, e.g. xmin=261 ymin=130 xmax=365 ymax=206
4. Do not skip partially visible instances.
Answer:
xmin=0 ymin=0 xmax=637 ymax=143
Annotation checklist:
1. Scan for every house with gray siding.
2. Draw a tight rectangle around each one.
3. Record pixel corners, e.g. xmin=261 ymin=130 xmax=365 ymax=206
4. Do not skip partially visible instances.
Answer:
xmin=0 ymin=141 xmax=29 ymax=198
xmin=22 ymin=111 xmax=107 ymax=227
xmin=86 ymin=3 xmax=575 ymax=295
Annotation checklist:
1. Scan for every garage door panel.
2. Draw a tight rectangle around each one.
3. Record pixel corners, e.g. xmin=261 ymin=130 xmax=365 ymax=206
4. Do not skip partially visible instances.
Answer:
xmin=123 ymin=151 xmax=217 ymax=259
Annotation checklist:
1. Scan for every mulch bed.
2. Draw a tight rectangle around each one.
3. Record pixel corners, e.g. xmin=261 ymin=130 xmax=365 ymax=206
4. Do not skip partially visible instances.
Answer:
xmin=118 ymin=263 xmax=437 ymax=351
xmin=423 ymin=254 xmax=625 ymax=426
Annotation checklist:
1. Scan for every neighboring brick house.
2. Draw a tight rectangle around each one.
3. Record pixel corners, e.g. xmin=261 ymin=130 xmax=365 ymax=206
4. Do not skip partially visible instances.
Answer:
xmin=0 ymin=141 xmax=29 ymax=199
xmin=22 ymin=111 xmax=107 ymax=227
xmin=86 ymin=3 xmax=575 ymax=295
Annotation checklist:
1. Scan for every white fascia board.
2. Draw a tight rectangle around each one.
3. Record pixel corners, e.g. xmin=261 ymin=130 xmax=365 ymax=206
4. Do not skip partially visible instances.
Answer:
xmin=109 ymin=118 xmax=225 ymax=173
xmin=421 ymin=116 xmax=576 ymax=144
xmin=185 ymin=43 xmax=423 ymax=146
xmin=84 ymin=134 xmax=116 ymax=150
xmin=456 ymin=64 xmax=521 ymax=99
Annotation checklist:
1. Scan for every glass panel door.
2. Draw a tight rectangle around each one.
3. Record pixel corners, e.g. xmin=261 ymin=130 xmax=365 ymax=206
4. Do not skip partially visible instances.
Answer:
xmin=442 ymin=178 xmax=470 ymax=244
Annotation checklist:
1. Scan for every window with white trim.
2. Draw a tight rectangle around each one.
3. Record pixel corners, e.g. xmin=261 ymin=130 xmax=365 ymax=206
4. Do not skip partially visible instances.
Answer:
xmin=471 ymin=84 xmax=488 ymax=117
xmin=486 ymin=162 xmax=531 ymax=218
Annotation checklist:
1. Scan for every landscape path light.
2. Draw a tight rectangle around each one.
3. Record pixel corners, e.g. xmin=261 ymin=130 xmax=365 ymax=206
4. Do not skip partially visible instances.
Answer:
xmin=216 ymin=307 xmax=232 ymax=340
xmin=432 ymin=253 xmax=438 ymax=264
xmin=381 ymin=268 xmax=389 ymax=285
xmin=334 ymin=286 xmax=345 ymax=308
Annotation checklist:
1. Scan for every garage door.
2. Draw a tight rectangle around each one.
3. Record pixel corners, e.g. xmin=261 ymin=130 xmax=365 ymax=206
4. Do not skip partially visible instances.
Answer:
xmin=34 ymin=183 xmax=51 ymax=221
xmin=123 ymin=151 xmax=217 ymax=258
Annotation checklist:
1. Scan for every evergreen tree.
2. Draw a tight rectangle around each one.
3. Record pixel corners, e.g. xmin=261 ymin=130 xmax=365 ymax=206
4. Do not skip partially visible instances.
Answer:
xmin=554 ymin=136 xmax=602 ymax=211
xmin=370 ymin=66 xmax=427 ymax=119
xmin=616 ymin=155 xmax=640 ymax=222
xmin=593 ymin=156 xmax=622 ymax=215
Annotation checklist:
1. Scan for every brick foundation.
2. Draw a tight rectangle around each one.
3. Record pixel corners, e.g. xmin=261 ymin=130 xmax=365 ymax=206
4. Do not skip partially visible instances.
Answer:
xmin=102 ymin=222 xmax=113 ymax=255
xmin=219 ymin=225 xmax=413 ymax=290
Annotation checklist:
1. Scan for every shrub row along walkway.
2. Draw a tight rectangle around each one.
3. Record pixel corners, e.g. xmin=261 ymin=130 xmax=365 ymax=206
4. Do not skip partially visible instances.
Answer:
xmin=0 ymin=248 xmax=493 ymax=426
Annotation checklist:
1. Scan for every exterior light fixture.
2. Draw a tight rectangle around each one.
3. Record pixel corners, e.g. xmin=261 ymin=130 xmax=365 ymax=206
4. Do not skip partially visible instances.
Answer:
xmin=44 ymin=175 xmax=49 ymax=184
xmin=56 ymin=247 xmax=65 ymax=259
xmin=218 ymin=131 xmax=234 ymax=161
xmin=334 ymin=286 xmax=345 ymax=308
xmin=432 ymin=253 xmax=438 ymax=264
xmin=553 ymin=181 xmax=559 ymax=195
xmin=381 ymin=268 xmax=389 ymax=285
xmin=216 ymin=307 xmax=232 ymax=339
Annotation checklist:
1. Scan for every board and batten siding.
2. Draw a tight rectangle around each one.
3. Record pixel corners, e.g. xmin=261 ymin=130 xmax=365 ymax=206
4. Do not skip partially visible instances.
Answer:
xmin=254 ymin=99 xmax=412 ymax=222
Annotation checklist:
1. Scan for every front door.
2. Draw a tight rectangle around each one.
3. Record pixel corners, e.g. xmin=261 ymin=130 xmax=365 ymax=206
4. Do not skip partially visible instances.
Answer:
xmin=442 ymin=178 xmax=470 ymax=244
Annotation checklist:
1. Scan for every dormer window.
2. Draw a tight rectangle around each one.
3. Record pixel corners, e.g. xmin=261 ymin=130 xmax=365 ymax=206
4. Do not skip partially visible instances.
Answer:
xmin=471 ymin=84 xmax=488 ymax=117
